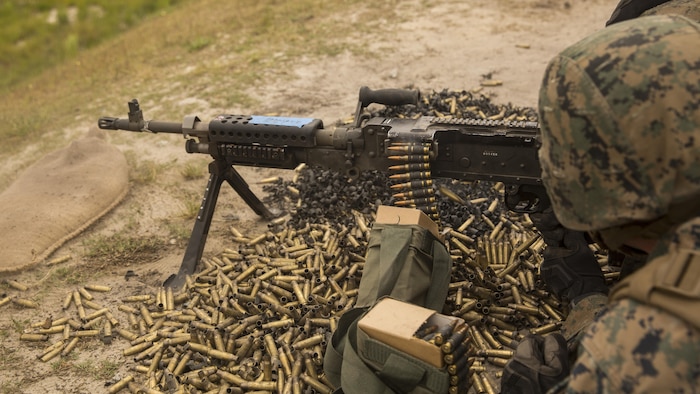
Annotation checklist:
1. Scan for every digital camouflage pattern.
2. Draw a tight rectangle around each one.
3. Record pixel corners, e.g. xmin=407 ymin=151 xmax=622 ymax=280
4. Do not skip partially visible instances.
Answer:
xmin=551 ymin=218 xmax=700 ymax=393
xmin=643 ymin=0 xmax=700 ymax=22
xmin=536 ymin=14 xmax=700 ymax=393
xmin=537 ymin=15 xmax=700 ymax=233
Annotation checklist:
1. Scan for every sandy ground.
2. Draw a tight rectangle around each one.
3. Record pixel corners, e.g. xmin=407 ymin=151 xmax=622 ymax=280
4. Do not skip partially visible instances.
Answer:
xmin=0 ymin=0 xmax=619 ymax=392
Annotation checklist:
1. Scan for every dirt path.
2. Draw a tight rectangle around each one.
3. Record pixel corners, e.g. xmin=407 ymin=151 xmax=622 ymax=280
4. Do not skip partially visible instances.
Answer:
xmin=0 ymin=0 xmax=618 ymax=392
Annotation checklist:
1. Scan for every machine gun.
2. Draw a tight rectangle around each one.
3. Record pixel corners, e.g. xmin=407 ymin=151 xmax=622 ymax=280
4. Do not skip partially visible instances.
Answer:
xmin=98 ymin=87 xmax=547 ymax=288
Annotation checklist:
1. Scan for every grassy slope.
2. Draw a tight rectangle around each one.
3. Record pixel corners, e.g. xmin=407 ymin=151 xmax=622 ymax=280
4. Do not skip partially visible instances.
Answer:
xmin=0 ymin=0 xmax=398 ymax=189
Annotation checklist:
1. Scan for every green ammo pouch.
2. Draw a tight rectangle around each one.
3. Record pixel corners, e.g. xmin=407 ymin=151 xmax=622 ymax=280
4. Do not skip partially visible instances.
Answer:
xmin=323 ymin=220 xmax=453 ymax=394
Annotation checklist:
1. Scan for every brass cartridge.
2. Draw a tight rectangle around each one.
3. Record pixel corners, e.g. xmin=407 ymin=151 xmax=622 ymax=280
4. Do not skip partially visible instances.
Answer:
xmin=12 ymin=298 xmax=39 ymax=309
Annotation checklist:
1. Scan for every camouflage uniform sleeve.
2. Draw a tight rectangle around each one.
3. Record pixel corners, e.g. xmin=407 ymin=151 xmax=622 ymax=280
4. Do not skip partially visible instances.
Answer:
xmin=550 ymin=298 xmax=700 ymax=393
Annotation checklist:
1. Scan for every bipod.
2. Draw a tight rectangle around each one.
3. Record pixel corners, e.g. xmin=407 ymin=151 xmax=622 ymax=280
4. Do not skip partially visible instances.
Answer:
xmin=163 ymin=159 xmax=276 ymax=289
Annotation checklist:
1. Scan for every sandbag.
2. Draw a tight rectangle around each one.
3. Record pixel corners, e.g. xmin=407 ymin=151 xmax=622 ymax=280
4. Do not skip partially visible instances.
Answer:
xmin=0 ymin=133 xmax=128 ymax=272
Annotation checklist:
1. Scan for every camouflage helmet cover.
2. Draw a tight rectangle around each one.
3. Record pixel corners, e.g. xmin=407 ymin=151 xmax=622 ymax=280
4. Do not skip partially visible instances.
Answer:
xmin=538 ymin=15 xmax=700 ymax=232
xmin=642 ymin=0 xmax=700 ymax=22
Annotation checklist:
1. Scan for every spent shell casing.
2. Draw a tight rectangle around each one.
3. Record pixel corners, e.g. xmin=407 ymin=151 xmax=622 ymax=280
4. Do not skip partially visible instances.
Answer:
xmin=480 ymin=327 xmax=503 ymax=350
xmin=37 ymin=325 xmax=65 ymax=335
xmin=188 ymin=342 xmax=237 ymax=362
xmin=477 ymin=348 xmax=514 ymax=358
xmin=123 ymin=341 xmax=153 ymax=356
xmin=487 ymin=356 xmax=509 ymax=367
xmin=530 ymin=322 xmax=562 ymax=335
xmin=39 ymin=346 xmax=63 ymax=362
xmin=480 ymin=371 xmax=498 ymax=394
xmin=77 ymin=287 xmax=94 ymax=301
xmin=106 ymin=375 xmax=134 ymax=394
xmin=257 ymin=176 xmax=281 ymax=184
xmin=20 ymin=333 xmax=49 ymax=342
xmin=82 ymin=299 xmax=103 ymax=310
xmin=84 ymin=307 xmax=109 ymax=321
xmin=485 ymin=316 xmax=517 ymax=332
xmin=72 ymin=329 xmax=100 ymax=337
xmin=471 ymin=371 xmax=487 ymax=393
xmin=12 ymin=298 xmax=39 ymax=308
xmin=217 ymin=369 xmax=246 ymax=385
xmin=122 ymin=294 xmax=152 ymax=302
xmin=449 ymin=230 xmax=475 ymax=244
xmin=140 ymin=305 xmax=154 ymax=327
xmin=438 ymin=186 xmax=467 ymax=205
xmin=45 ymin=255 xmax=71 ymax=266
xmin=240 ymin=381 xmax=277 ymax=391
xmin=7 ymin=280 xmax=29 ymax=291
xmin=0 ymin=296 xmax=12 ymax=308
xmin=301 ymin=374 xmax=333 ymax=394
xmin=42 ymin=339 xmax=65 ymax=355
xmin=61 ymin=337 xmax=80 ymax=357
xmin=292 ymin=333 xmax=326 ymax=351
xmin=508 ymin=303 xmax=539 ymax=315
xmin=84 ymin=284 xmax=111 ymax=292
xmin=542 ymin=302 xmax=564 ymax=321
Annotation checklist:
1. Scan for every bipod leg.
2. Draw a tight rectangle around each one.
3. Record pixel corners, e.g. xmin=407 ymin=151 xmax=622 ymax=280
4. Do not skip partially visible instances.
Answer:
xmin=163 ymin=161 xmax=224 ymax=289
xmin=223 ymin=165 xmax=276 ymax=220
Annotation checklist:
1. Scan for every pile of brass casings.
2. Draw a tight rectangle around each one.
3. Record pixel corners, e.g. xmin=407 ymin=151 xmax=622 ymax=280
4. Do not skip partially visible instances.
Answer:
xmin=13 ymin=90 xmax=618 ymax=393
xmin=371 ymin=88 xmax=538 ymax=123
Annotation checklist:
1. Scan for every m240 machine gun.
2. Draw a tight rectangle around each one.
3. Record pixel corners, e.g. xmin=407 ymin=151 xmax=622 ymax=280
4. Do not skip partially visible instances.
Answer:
xmin=98 ymin=87 xmax=545 ymax=288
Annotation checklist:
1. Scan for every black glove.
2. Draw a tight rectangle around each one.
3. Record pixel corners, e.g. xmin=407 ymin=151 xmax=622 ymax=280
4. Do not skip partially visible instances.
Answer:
xmin=501 ymin=333 xmax=570 ymax=394
xmin=532 ymin=209 xmax=608 ymax=303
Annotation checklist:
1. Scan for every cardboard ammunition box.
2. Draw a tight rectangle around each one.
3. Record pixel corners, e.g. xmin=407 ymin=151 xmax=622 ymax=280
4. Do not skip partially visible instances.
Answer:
xmin=374 ymin=205 xmax=443 ymax=242
xmin=357 ymin=297 xmax=464 ymax=368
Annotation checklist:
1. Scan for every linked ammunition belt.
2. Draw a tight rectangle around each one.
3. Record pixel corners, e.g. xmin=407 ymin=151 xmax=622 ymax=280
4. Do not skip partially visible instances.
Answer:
xmin=388 ymin=141 xmax=439 ymax=220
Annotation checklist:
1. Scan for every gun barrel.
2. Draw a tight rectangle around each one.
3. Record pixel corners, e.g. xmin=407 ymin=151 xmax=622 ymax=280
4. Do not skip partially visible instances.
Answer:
xmin=97 ymin=117 xmax=141 ymax=131
xmin=146 ymin=120 xmax=183 ymax=134
xmin=97 ymin=117 xmax=185 ymax=134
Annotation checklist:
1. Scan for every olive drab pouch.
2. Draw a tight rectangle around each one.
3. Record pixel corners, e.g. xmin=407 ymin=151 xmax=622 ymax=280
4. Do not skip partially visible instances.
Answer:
xmin=356 ymin=223 xmax=452 ymax=311
xmin=323 ymin=207 xmax=453 ymax=394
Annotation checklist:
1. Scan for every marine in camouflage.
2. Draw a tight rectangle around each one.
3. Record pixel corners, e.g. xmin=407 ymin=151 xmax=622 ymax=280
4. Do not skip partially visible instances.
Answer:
xmin=534 ymin=15 xmax=700 ymax=393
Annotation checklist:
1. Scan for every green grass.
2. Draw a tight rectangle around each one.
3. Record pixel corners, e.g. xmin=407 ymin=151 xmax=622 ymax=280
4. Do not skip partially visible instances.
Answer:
xmin=0 ymin=0 xmax=400 ymax=187
xmin=0 ymin=0 xmax=188 ymax=91
xmin=73 ymin=359 xmax=120 ymax=380
xmin=48 ymin=266 xmax=89 ymax=286
xmin=10 ymin=318 xmax=30 ymax=334
xmin=82 ymin=232 xmax=162 ymax=265
xmin=180 ymin=162 xmax=205 ymax=181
